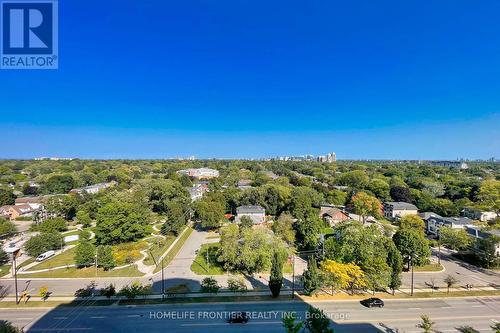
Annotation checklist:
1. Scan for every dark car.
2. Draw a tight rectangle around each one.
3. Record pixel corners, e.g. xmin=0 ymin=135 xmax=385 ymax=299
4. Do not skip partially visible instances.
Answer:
xmin=362 ymin=298 xmax=384 ymax=308
xmin=227 ymin=312 xmax=249 ymax=324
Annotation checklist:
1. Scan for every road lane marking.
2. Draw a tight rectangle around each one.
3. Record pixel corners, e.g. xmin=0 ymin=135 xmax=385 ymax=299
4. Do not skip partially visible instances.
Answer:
xmin=127 ymin=315 xmax=141 ymax=318
xmin=408 ymin=307 xmax=421 ymax=310
xmin=90 ymin=316 xmax=106 ymax=319
xmin=54 ymin=317 xmax=68 ymax=319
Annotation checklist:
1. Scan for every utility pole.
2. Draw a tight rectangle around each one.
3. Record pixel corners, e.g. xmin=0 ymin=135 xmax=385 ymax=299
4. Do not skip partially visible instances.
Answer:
xmin=291 ymin=255 xmax=295 ymax=299
xmin=410 ymin=256 xmax=414 ymax=296
xmin=161 ymin=258 xmax=165 ymax=301
xmin=95 ymin=248 xmax=98 ymax=277
xmin=13 ymin=250 xmax=19 ymax=304
xmin=206 ymin=247 xmax=209 ymax=271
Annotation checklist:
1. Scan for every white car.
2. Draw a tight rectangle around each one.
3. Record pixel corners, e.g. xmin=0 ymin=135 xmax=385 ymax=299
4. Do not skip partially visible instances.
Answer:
xmin=36 ymin=250 xmax=55 ymax=262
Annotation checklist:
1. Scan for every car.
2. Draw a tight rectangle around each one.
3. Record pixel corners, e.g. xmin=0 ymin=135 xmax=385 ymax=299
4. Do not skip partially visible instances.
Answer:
xmin=36 ymin=250 xmax=55 ymax=262
xmin=362 ymin=297 xmax=384 ymax=308
xmin=227 ymin=312 xmax=249 ymax=324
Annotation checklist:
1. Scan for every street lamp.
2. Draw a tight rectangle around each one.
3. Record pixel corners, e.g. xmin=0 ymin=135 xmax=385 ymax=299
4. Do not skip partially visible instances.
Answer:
xmin=5 ymin=247 xmax=20 ymax=304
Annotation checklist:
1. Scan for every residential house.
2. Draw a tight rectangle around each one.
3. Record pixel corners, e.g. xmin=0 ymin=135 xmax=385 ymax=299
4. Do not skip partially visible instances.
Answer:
xmin=319 ymin=205 xmax=349 ymax=226
xmin=462 ymin=207 xmax=497 ymax=222
xmin=383 ymin=202 xmax=418 ymax=219
xmin=466 ymin=226 xmax=500 ymax=256
xmin=0 ymin=204 xmax=34 ymax=220
xmin=237 ymin=179 xmax=253 ymax=190
xmin=419 ymin=212 xmax=475 ymax=236
xmin=188 ymin=183 xmax=209 ymax=201
xmin=70 ymin=182 xmax=115 ymax=195
xmin=15 ymin=196 xmax=44 ymax=210
xmin=235 ymin=205 xmax=265 ymax=224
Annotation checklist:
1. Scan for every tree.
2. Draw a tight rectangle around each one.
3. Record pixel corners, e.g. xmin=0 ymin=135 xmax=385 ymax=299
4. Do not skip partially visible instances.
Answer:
xmin=269 ymin=250 xmax=284 ymax=297
xmin=239 ymin=216 xmax=254 ymax=232
xmin=417 ymin=314 xmax=435 ymax=333
xmin=0 ymin=248 xmax=7 ymax=265
xmin=227 ymin=278 xmax=247 ymax=293
xmin=45 ymin=195 xmax=78 ymax=220
xmin=399 ymin=215 xmax=425 ymax=231
xmin=491 ymin=323 xmax=500 ymax=333
xmin=38 ymin=217 xmax=67 ymax=233
xmin=217 ymin=223 xmax=240 ymax=271
xmin=0 ymin=188 xmax=15 ymax=206
xmin=390 ymin=185 xmax=412 ymax=203
xmin=272 ymin=214 xmax=296 ymax=245
xmin=42 ymin=174 xmax=75 ymax=194
xmin=443 ymin=274 xmax=459 ymax=293
xmin=303 ymin=256 xmax=320 ymax=296
xmin=161 ymin=201 xmax=188 ymax=236
xmin=321 ymin=260 xmax=352 ymax=294
xmin=118 ymin=281 xmax=150 ymax=299
xmin=74 ymin=241 xmax=96 ymax=267
xmin=477 ymin=179 xmax=500 ymax=215
xmin=194 ymin=193 xmax=225 ymax=229
xmin=39 ymin=286 xmax=49 ymax=301
xmin=393 ymin=228 xmax=431 ymax=269
xmin=439 ymin=226 xmax=472 ymax=251
xmin=200 ymin=277 xmax=220 ymax=293
xmin=0 ymin=218 xmax=16 ymax=236
xmin=282 ymin=313 xmax=303 ymax=333
xmin=351 ymin=192 xmax=382 ymax=223
xmin=100 ymin=284 xmax=116 ymax=299
xmin=97 ymin=245 xmax=115 ymax=270
xmin=386 ymin=240 xmax=403 ymax=294
xmin=76 ymin=210 xmax=92 ymax=228
xmin=294 ymin=216 xmax=323 ymax=250
xmin=0 ymin=320 xmax=23 ymax=333
xmin=25 ymin=233 xmax=64 ymax=257
xmin=339 ymin=170 xmax=369 ymax=189
xmin=304 ymin=306 xmax=334 ymax=333
xmin=368 ymin=178 xmax=390 ymax=201
xmin=95 ymin=200 xmax=151 ymax=244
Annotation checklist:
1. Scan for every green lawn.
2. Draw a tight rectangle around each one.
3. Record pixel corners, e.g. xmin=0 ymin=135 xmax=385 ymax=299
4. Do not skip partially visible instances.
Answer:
xmin=143 ymin=235 xmax=175 ymax=266
xmin=154 ymin=227 xmax=193 ymax=273
xmin=190 ymin=242 xmax=293 ymax=275
xmin=191 ymin=243 xmax=225 ymax=275
xmin=26 ymin=248 xmax=76 ymax=271
xmin=0 ymin=263 xmax=11 ymax=277
xmin=17 ymin=258 xmax=35 ymax=270
xmin=414 ymin=263 xmax=444 ymax=272
xmin=18 ymin=264 xmax=144 ymax=278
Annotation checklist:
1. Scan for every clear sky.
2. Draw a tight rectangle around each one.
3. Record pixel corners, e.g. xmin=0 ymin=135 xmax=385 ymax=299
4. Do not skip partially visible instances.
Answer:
xmin=0 ymin=0 xmax=499 ymax=159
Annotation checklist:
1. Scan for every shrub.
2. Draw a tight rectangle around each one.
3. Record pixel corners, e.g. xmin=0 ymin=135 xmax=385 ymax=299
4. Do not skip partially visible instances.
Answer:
xmin=118 ymin=281 xmax=151 ymax=299
xmin=37 ymin=217 xmax=67 ymax=233
xmin=100 ymin=284 xmax=116 ymax=299
xmin=200 ymin=277 xmax=220 ymax=293
xmin=227 ymin=278 xmax=247 ymax=293
xmin=74 ymin=241 xmax=96 ymax=267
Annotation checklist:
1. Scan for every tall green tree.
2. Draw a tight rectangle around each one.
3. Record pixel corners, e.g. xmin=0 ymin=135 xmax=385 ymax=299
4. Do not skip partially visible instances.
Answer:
xmin=269 ymin=250 xmax=284 ymax=298
xmin=304 ymin=306 xmax=334 ymax=333
xmin=97 ymin=245 xmax=115 ymax=270
xmin=75 ymin=241 xmax=96 ymax=267
xmin=351 ymin=192 xmax=382 ymax=224
xmin=95 ymin=200 xmax=151 ymax=244
xmin=386 ymin=240 xmax=403 ymax=294
xmin=0 ymin=188 xmax=15 ymax=206
xmin=303 ymin=256 xmax=320 ymax=296
xmin=393 ymin=228 xmax=431 ymax=269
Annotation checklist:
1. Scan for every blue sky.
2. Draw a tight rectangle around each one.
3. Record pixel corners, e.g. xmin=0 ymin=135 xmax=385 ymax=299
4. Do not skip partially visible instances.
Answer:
xmin=0 ymin=0 xmax=499 ymax=159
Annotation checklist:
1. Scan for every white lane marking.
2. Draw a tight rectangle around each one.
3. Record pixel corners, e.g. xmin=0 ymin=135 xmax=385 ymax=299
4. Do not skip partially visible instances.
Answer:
xmin=471 ymin=305 xmax=484 ymax=307
xmin=54 ymin=316 xmax=68 ymax=319
xmin=127 ymin=315 xmax=141 ymax=318
xmin=408 ymin=307 xmax=421 ymax=310
xmin=90 ymin=316 xmax=106 ymax=319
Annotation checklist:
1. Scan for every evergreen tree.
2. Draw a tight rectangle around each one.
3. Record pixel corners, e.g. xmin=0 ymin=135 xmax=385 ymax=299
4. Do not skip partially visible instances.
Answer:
xmin=269 ymin=250 xmax=284 ymax=297
xmin=303 ymin=256 xmax=320 ymax=296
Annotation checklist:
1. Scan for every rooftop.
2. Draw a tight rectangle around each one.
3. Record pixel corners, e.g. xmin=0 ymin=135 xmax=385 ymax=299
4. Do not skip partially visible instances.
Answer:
xmin=236 ymin=205 xmax=265 ymax=214
xmin=385 ymin=202 xmax=418 ymax=210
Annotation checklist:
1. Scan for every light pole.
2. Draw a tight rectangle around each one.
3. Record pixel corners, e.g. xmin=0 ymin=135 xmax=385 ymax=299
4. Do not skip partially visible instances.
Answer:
xmin=291 ymin=255 xmax=295 ymax=299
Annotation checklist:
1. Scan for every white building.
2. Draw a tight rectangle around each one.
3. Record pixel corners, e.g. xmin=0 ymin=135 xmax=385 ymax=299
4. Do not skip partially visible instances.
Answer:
xmin=419 ymin=212 xmax=475 ymax=236
xmin=235 ymin=205 xmax=265 ymax=224
xmin=462 ymin=207 xmax=497 ymax=222
xmin=70 ymin=182 xmax=115 ymax=195
xmin=177 ymin=168 xmax=219 ymax=179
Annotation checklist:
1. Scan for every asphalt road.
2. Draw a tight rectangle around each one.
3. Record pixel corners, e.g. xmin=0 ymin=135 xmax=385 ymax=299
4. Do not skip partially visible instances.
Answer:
xmin=2 ymin=297 xmax=499 ymax=333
